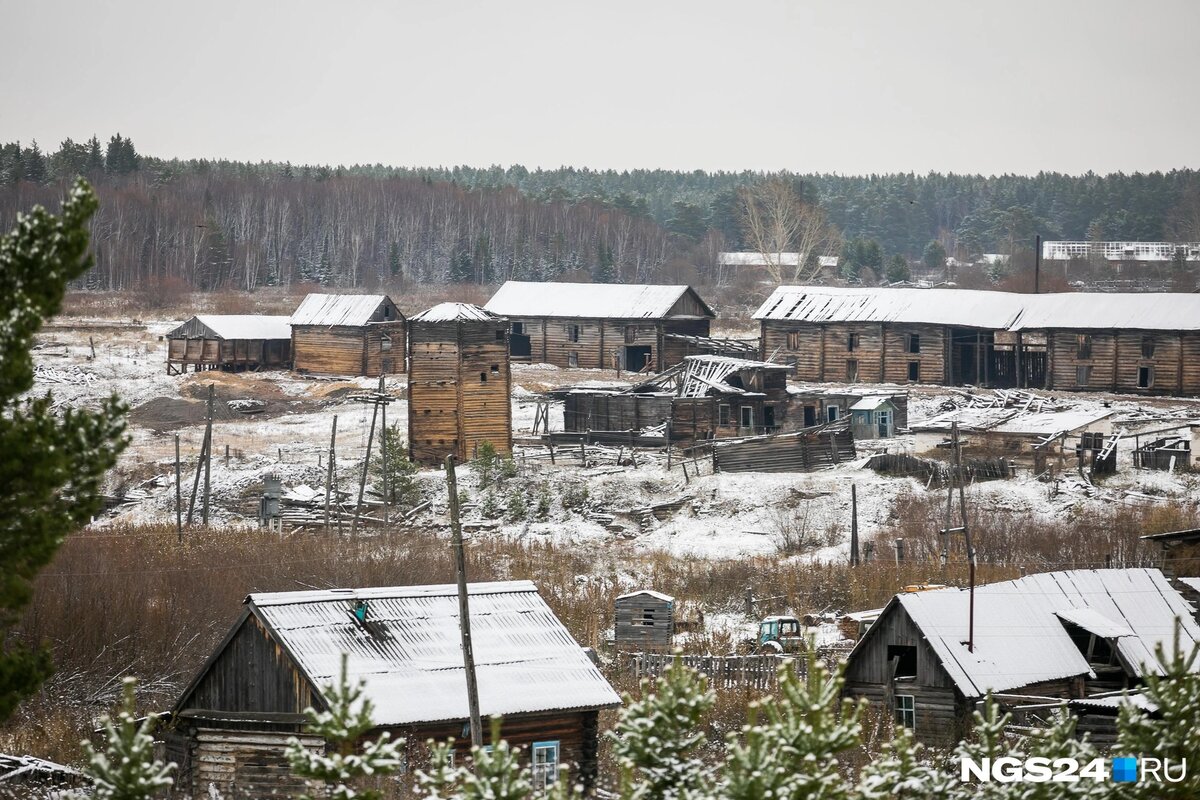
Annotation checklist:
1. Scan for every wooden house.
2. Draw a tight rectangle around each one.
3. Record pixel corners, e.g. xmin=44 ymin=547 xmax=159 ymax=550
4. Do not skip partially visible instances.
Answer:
xmin=165 ymin=315 xmax=292 ymax=374
xmin=483 ymin=281 xmax=717 ymax=371
xmin=289 ymin=294 xmax=405 ymax=377
xmin=848 ymin=396 xmax=898 ymax=439
xmin=614 ymin=590 xmax=675 ymax=653
xmin=562 ymin=355 xmax=798 ymax=442
xmin=166 ymin=580 xmax=621 ymax=798
xmin=754 ymin=286 xmax=1200 ymax=396
xmin=841 ymin=568 xmax=1200 ymax=747
xmin=408 ymin=303 xmax=512 ymax=466
xmin=786 ymin=387 xmax=910 ymax=432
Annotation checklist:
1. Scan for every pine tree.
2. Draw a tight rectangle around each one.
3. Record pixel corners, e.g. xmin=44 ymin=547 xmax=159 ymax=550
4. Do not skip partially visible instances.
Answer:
xmin=536 ymin=485 xmax=552 ymax=520
xmin=885 ymin=254 xmax=911 ymax=283
xmin=23 ymin=141 xmax=47 ymax=184
xmin=857 ymin=726 xmax=953 ymax=800
xmin=461 ymin=720 xmax=532 ymax=800
xmin=389 ymin=241 xmax=403 ymax=278
xmin=922 ymin=240 xmax=948 ymax=275
xmin=506 ymin=488 xmax=527 ymax=521
xmin=608 ymin=656 xmax=715 ymax=800
xmin=722 ymin=649 xmax=863 ymax=800
xmin=80 ymin=678 xmax=175 ymax=800
xmin=285 ymin=653 xmax=404 ymax=800
xmin=949 ymin=695 xmax=1017 ymax=800
xmin=1017 ymin=707 xmax=1109 ymax=800
xmin=0 ymin=180 xmax=126 ymax=721
xmin=474 ymin=441 xmax=499 ymax=488
xmin=1114 ymin=621 xmax=1200 ymax=800
xmin=371 ymin=423 xmax=421 ymax=508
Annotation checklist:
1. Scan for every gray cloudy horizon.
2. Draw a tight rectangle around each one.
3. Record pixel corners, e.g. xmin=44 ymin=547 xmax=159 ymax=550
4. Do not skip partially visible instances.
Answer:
xmin=4 ymin=0 xmax=1198 ymax=177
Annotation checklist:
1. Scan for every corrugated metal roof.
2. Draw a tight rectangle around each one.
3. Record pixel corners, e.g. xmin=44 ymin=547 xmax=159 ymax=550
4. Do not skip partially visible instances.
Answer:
xmin=290 ymin=294 xmax=393 ymax=327
xmin=754 ymin=285 xmax=1200 ymax=332
xmin=167 ymin=315 xmax=292 ymax=340
xmin=877 ymin=568 xmax=1200 ymax=698
xmin=615 ymin=590 xmax=674 ymax=602
xmin=484 ymin=281 xmax=714 ymax=319
xmin=410 ymin=302 xmax=504 ymax=323
xmin=247 ymin=580 xmax=620 ymax=726
xmin=1177 ymin=577 xmax=1200 ymax=593
xmin=911 ymin=406 xmax=1113 ymax=436
xmin=753 ymin=286 xmax=1027 ymax=329
xmin=1055 ymin=608 xmax=1133 ymax=638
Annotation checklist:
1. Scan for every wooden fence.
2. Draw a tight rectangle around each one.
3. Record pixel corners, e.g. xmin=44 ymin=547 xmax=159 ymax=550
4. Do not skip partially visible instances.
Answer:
xmin=624 ymin=652 xmax=803 ymax=689
xmin=711 ymin=424 xmax=856 ymax=474
xmin=865 ymin=452 xmax=1014 ymax=485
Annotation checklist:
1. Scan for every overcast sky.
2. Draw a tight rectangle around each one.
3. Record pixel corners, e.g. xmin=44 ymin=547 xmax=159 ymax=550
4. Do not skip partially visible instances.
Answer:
xmin=4 ymin=0 xmax=1198 ymax=175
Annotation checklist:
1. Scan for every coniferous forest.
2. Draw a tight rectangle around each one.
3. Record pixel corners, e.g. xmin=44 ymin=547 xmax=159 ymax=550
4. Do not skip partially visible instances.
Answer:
xmin=2 ymin=134 xmax=1198 ymax=291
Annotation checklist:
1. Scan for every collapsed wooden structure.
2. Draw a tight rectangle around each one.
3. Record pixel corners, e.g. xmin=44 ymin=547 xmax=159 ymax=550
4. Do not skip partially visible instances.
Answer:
xmin=841 ymin=568 xmax=1200 ymax=747
xmin=710 ymin=421 xmax=856 ymax=473
xmin=484 ymin=281 xmax=717 ymax=371
xmin=408 ymin=302 xmax=512 ymax=465
xmin=166 ymin=581 xmax=620 ymax=797
xmin=756 ymin=286 xmax=1200 ymax=395
xmin=165 ymin=315 xmax=292 ymax=374
xmin=289 ymin=293 xmax=405 ymax=376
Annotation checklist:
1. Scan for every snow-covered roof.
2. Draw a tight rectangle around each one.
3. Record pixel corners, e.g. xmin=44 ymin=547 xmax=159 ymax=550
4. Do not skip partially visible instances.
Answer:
xmin=167 ymin=314 xmax=292 ymax=340
xmin=911 ymin=406 xmax=1112 ymax=436
xmin=631 ymin=354 xmax=788 ymax=398
xmin=616 ymin=589 xmax=674 ymax=603
xmin=410 ymin=302 xmax=503 ymax=323
xmin=717 ymin=252 xmax=838 ymax=269
xmin=244 ymin=580 xmax=620 ymax=726
xmin=290 ymin=294 xmax=395 ymax=327
xmin=1069 ymin=692 xmax=1158 ymax=713
xmin=1010 ymin=293 xmax=1200 ymax=332
xmin=1177 ymin=577 xmax=1200 ymax=593
xmin=485 ymin=281 xmax=714 ymax=319
xmin=753 ymin=286 xmax=1027 ymax=329
xmin=860 ymin=568 xmax=1200 ymax=698
xmin=849 ymin=396 xmax=896 ymax=412
xmin=754 ymin=285 xmax=1200 ymax=332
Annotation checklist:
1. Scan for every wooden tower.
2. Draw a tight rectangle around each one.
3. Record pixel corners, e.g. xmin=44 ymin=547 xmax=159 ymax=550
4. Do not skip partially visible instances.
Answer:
xmin=408 ymin=303 xmax=512 ymax=466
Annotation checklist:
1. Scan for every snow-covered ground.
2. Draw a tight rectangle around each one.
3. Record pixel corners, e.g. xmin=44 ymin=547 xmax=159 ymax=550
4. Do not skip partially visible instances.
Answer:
xmin=29 ymin=316 xmax=1200 ymax=560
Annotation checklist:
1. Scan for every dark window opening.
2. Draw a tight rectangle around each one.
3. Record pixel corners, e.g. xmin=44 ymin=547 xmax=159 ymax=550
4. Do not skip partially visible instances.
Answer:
xmin=491 ymin=363 xmax=500 ymax=374
xmin=907 ymin=361 xmax=920 ymax=382
xmin=1138 ymin=366 xmax=1153 ymax=389
xmin=495 ymin=330 xmax=505 ymax=341
xmin=848 ymin=332 xmax=859 ymax=352
xmin=512 ymin=322 xmax=525 ymax=335
xmin=906 ymin=333 xmax=920 ymax=354
xmin=1141 ymin=336 xmax=1156 ymax=358
xmin=480 ymin=372 xmax=487 ymax=383
xmin=763 ymin=405 xmax=776 ymax=429
xmin=887 ymin=644 xmax=917 ymax=678
xmin=826 ymin=405 xmax=840 ymax=422
xmin=718 ymin=404 xmax=732 ymax=425
xmin=846 ymin=359 xmax=859 ymax=381
xmin=568 ymin=324 xmax=580 ymax=343
xmin=740 ymin=406 xmax=754 ymax=429
xmin=787 ymin=331 xmax=802 ymax=349
xmin=895 ymin=695 xmax=915 ymax=730
xmin=1077 ymin=334 xmax=1093 ymax=360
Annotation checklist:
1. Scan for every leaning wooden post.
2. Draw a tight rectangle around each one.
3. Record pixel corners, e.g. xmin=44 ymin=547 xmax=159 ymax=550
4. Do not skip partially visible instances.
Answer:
xmin=352 ymin=384 xmax=382 ymax=535
xmin=201 ymin=384 xmax=214 ymax=526
xmin=379 ymin=376 xmax=389 ymax=525
xmin=446 ymin=455 xmax=484 ymax=748
xmin=849 ymin=483 xmax=859 ymax=566
xmin=324 ymin=415 xmax=338 ymax=529
xmin=186 ymin=429 xmax=208 ymax=525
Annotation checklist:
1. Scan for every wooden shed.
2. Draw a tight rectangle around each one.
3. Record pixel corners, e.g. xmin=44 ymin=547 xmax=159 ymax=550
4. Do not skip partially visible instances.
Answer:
xmin=289 ymin=294 xmax=405 ymax=377
xmin=614 ymin=590 xmax=675 ymax=653
xmin=166 ymin=581 xmax=621 ymax=798
xmin=165 ymin=315 xmax=292 ymax=374
xmin=484 ymin=281 xmax=717 ymax=372
xmin=841 ymin=568 xmax=1200 ymax=747
xmin=408 ymin=303 xmax=512 ymax=466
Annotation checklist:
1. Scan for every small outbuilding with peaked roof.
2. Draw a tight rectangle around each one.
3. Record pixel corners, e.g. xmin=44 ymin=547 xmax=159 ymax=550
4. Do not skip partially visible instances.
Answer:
xmin=166 ymin=580 xmax=620 ymax=797
xmin=165 ymin=314 xmax=293 ymax=374
xmin=289 ymin=293 xmax=405 ymax=376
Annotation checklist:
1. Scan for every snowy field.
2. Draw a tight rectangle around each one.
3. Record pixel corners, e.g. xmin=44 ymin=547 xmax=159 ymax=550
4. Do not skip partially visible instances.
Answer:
xmin=28 ymin=316 xmax=1200 ymax=561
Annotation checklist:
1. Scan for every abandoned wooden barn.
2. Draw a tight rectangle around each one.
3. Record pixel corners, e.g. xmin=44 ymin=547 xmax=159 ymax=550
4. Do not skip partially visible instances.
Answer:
xmin=166 ymin=580 xmax=621 ymax=798
xmin=408 ymin=302 xmax=512 ymax=466
xmin=841 ymin=568 xmax=1200 ymax=747
xmin=755 ymin=286 xmax=1200 ymax=395
xmin=562 ymin=355 xmax=798 ymax=441
xmin=483 ymin=281 xmax=718 ymax=371
xmin=614 ymin=590 xmax=675 ymax=653
xmin=165 ymin=315 xmax=292 ymax=374
xmin=289 ymin=293 xmax=406 ymax=376
xmin=786 ymin=386 xmax=910 ymax=434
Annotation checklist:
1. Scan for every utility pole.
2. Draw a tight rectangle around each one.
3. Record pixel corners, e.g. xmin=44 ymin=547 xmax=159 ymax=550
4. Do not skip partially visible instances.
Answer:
xmin=174 ymin=434 xmax=182 ymax=543
xmin=324 ymin=415 xmax=338 ymax=529
xmin=446 ymin=455 xmax=483 ymax=748
xmin=186 ymin=385 xmax=215 ymax=526
xmin=1034 ymin=234 xmax=1041 ymax=294
xmin=202 ymin=384 xmax=214 ymax=526
xmin=849 ymin=483 xmax=859 ymax=566
xmin=380 ymin=379 xmax=389 ymax=525
xmin=351 ymin=376 xmax=390 ymax=535
xmin=939 ymin=421 xmax=976 ymax=651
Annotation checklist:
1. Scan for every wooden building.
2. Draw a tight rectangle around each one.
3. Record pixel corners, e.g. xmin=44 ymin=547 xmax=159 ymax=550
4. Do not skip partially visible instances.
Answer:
xmin=165 ymin=315 xmax=292 ymax=374
xmin=614 ymin=590 xmax=675 ymax=653
xmin=166 ymin=580 xmax=621 ymax=798
xmin=563 ymin=355 xmax=798 ymax=442
xmin=787 ymin=387 xmax=910 ymax=432
xmin=289 ymin=294 xmax=405 ymax=377
xmin=484 ymin=281 xmax=717 ymax=371
xmin=408 ymin=303 xmax=512 ymax=466
xmin=755 ymin=286 xmax=1200 ymax=396
xmin=841 ymin=568 xmax=1200 ymax=747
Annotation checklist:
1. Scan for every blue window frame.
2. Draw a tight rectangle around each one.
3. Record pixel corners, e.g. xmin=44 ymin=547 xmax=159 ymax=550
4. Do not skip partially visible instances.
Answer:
xmin=531 ymin=740 xmax=560 ymax=789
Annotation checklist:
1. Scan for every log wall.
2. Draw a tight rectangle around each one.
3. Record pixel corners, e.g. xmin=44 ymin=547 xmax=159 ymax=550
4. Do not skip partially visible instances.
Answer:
xmin=761 ymin=321 xmax=946 ymax=384
xmin=1047 ymin=329 xmax=1200 ymax=395
xmin=507 ymin=317 xmax=712 ymax=371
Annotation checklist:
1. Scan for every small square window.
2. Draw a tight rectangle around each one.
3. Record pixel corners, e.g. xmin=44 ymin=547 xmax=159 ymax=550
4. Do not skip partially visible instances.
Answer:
xmin=490 ymin=363 xmax=500 ymax=374
xmin=1076 ymin=365 xmax=1092 ymax=386
xmin=568 ymin=351 xmax=579 ymax=368
xmin=787 ymin=331 xmax=802 ymax=349
xmin=512 ymin=321 xmax=525 ymax=335
xmin=907 ymin=361 xmax=920 ymax=382
xmin=846 ymin=359 xmax=859 ymax=381
xmin=495 ymin=330 xmax=505 ymax=342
